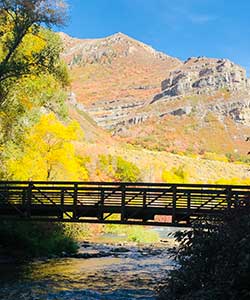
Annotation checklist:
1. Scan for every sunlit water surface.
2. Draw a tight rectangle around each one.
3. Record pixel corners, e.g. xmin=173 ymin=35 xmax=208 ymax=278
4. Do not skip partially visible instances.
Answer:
xmin=0 ymin=228 xmax=179 ymax=300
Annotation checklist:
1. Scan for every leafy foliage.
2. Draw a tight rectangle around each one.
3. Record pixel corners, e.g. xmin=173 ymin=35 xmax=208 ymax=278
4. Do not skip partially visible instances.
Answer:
xmin=226 ymin=152 xmax=250 ymax=164
xmin=0 ymin=220 xmax=78 ymax=258
xmin=0 ymin=72 xmax=68 ymax=145
xmin=5 ymin=113 xmax=88 ymax=180
xmin=162 ymin=164 xmax=191 ymax=183
xmin=115 ymin=156 xmax=141 ymax=182
xmin=0 ymin=1 xmax=68 ymax=105
xmin=0 ymin=23 xmax=69 ymax=149
xmin=98 ymin=154 xmax=115 ymax=178
xmin=158 ymin=208 xmax=250 ymax=300
xmin=96 ymin=154 xmax=141 ymax=182
xmin=62 ymin=223 xmax=98 ymax=241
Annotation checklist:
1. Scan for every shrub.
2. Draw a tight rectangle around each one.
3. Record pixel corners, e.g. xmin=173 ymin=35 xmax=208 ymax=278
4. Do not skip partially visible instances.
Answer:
xmin=162 ymin=164 xmax=190 ymax=183
xmin=0 ymin=221 xmax=78 ymax=258
xmin=203 ymin=152 xmax=228 ymax=162
xmin=226 ymin=153 xmax=250 ymax=164
xmin=98 ymin=154 xmax=115 ymax=176
xmin=158 ymin=208 xmax=250 ymax=300
xmin=63 ymin=223 xmax=97 ymax=241
xmin=115 ymin=156 xmax=141 ymax=182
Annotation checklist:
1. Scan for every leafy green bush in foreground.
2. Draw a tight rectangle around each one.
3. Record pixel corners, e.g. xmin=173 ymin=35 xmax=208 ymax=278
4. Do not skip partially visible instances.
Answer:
xmin=158 ymin=208 xmax=250 ymax=300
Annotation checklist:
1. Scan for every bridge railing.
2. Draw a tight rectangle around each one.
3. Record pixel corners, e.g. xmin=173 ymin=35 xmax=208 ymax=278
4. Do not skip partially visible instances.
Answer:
xmin=0 ymin=181 xmax=249 ymax=225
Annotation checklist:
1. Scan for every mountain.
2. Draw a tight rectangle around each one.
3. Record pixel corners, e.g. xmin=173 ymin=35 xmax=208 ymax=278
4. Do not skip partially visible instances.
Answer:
xmin=59 ymin=32 xmax=181 ymax=127
xmin=60 ymin=32 xmax=250 ymax=156
xmin=60 ymin=32 xmax=181 ymax=104
xmin=119 ymin=57 xmax=250 ymax=155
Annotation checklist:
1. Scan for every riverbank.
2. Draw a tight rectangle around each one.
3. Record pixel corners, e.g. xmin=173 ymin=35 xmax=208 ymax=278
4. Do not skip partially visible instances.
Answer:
xmin=0 ymin=236 xmax=177 ymax=262
xmin=0 ymin=230 xmax=179 ymax=300
xmin=0 ymin=221 xmax=79 ymax=261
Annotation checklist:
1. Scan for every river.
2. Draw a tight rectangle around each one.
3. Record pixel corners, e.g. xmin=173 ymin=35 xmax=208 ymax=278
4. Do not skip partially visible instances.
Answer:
xmin=0 ymin=227 xmax=180 ymax=300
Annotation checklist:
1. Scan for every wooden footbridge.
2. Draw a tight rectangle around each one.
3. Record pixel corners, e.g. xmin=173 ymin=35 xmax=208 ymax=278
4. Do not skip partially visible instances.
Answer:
xmin=0 ymin=181 xmax=249 ymax=227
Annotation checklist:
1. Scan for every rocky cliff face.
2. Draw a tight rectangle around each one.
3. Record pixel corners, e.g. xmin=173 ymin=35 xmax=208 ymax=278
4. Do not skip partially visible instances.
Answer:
xmin=153 ymin=57 xmax=250 ymax=101
xmin=115 ymin=55 xmax=250 ymax=154
xmin=88 ymin=55 xmax=250 ymax=131
xmin=61 ymin=32 xmax=250 ymax=154
xmin=145 ymin=57 xmax=250 ymax=129
xmin=60 ymin=32 xmax=181 ymax=106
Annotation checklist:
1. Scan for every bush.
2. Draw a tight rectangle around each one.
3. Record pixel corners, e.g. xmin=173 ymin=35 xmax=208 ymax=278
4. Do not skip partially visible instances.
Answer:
xmin=162 ymin=164 xmax=190 ymax=183
xmin=63 ymin=223 xmax=97 ymax=241
xmin=203 ymin=152 xmax=228 ymax=162
xmin=98 ymin=154 xmax=115 ymax=176
xmin=97 ymin=155 xmax=141 ymax=182
xmin=226 ymin=153 xmax=250 ymax=164
xmin=158 ymin=208 xmax=250 ymax=300
xmin=115 ymin=156 xmax=141 ymax=182
xmin=0 ymin=221 xmax=78 ymax=258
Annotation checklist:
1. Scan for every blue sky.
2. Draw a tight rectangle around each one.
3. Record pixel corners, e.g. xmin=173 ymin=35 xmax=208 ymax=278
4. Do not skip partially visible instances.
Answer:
xmin=62 ymin=0 xmax=250 ymax=73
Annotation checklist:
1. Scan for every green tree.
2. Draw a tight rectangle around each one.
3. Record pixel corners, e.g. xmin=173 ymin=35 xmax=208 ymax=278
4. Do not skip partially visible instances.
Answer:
xmin=0 ymin=2 xmax=69 ymax=153
xmin=0 ymin=0 xmax=68 ymax=105
xmin=115 ymin=156 xmax=141 ymax=182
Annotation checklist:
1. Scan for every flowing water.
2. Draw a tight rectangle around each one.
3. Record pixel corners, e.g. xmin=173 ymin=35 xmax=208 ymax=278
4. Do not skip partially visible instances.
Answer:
xmin=0 ymin=228 xmax=179 ymax=300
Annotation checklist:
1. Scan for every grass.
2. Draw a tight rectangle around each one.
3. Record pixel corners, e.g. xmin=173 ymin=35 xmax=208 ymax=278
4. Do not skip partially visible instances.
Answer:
xmin=103 ymin=219 xmax=160 ymax=243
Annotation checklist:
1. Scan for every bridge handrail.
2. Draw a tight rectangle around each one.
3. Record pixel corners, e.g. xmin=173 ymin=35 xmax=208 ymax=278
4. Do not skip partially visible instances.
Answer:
xmin=0 ymin=181 xmax=249 ymax=190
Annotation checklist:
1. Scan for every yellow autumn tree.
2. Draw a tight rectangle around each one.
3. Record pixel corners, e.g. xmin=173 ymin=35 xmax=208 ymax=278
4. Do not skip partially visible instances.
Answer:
xmin=162 ymin=164 xmax=196 ymax=183
xmin=6 ymin=113 xmax=88 ymax=181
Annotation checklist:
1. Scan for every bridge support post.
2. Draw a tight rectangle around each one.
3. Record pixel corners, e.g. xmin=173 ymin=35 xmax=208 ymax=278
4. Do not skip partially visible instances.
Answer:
xmin=60 ymin=189 xmax=64 ymax=219
xmin=26 ymin=182 xmax=33 ymax=218
xmin=142 ymin=190 xmax=147 ymax=222
xmin=73 ymin=183 xmax=78 ymax=220
xmin=121 ymin=184 xmax=126 ymax=222
xmin=22 ymin=188 xmax=26 ymax=206
xmin=98 ymin=189 xmax=104 ymax=221
xmin=187 ymin=192 xmax=191 ymax=225
xmin=172 ymin=185 xmax=177 ymax=224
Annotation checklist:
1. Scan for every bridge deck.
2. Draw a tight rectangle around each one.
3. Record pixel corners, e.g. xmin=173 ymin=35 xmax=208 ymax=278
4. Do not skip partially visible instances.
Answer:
xmin=0 ymin=181 xmax=249 ymax=227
